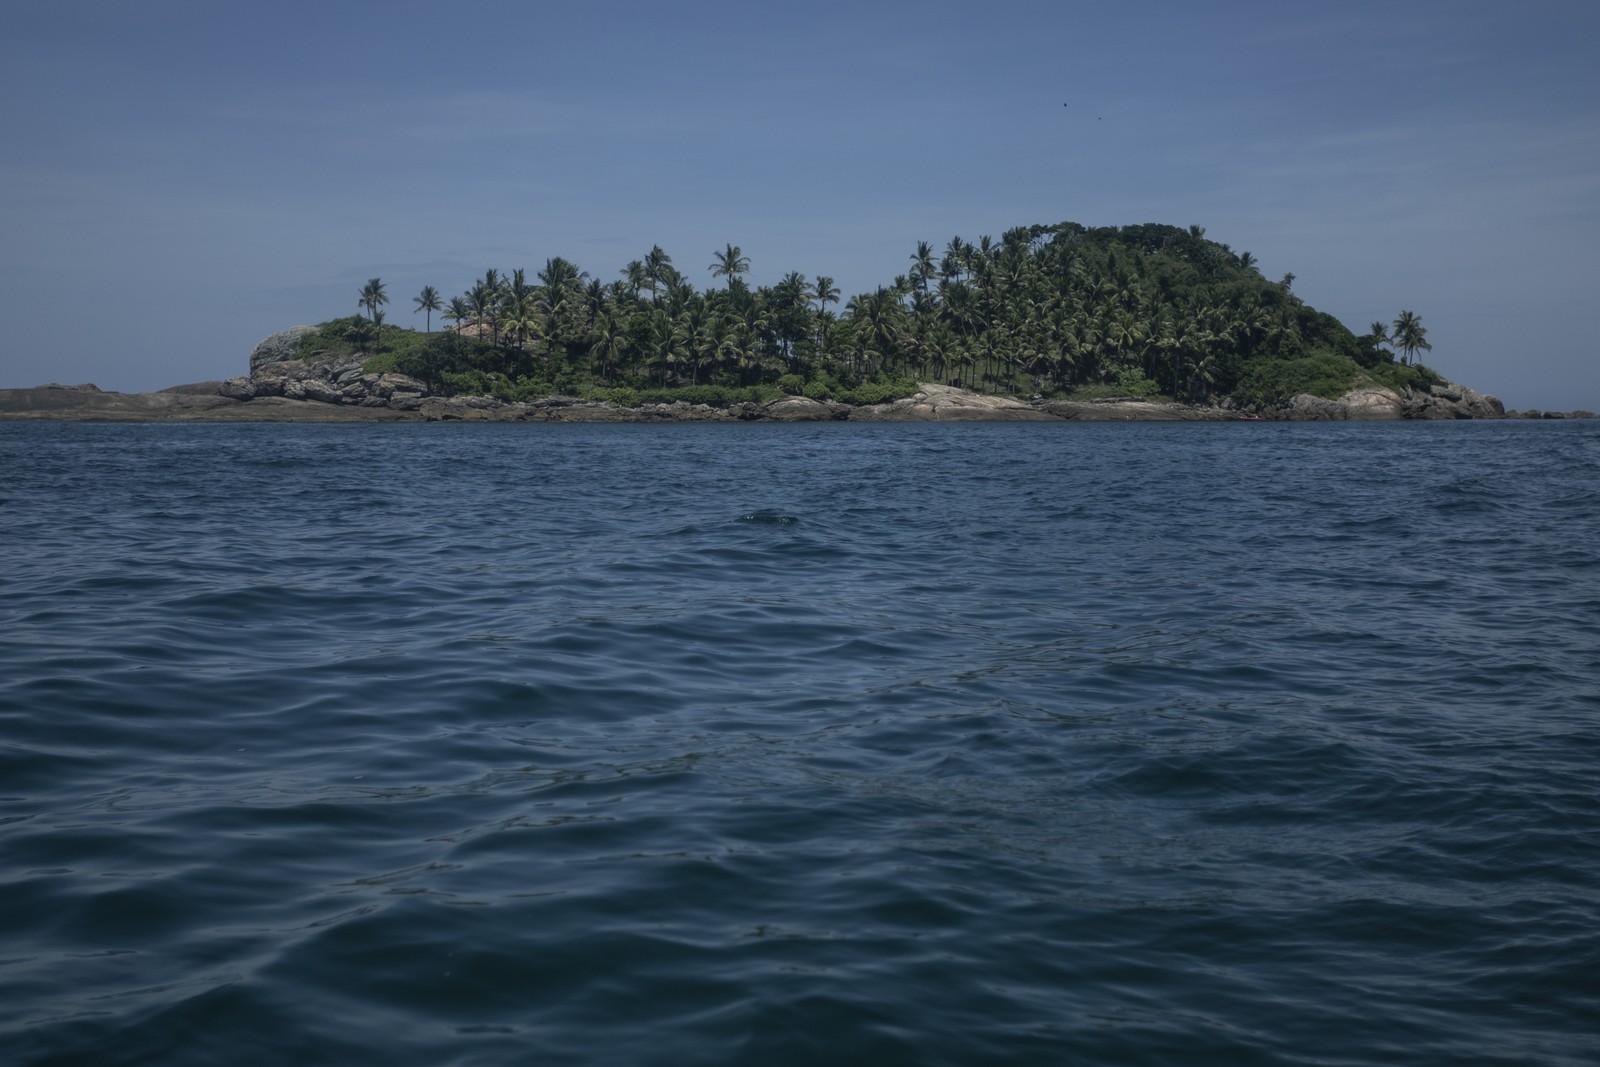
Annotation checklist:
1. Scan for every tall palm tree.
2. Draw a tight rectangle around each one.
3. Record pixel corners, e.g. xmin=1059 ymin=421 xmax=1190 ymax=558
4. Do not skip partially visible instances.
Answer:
xmin=644 ymin=245 xmax=673 ymax=301
xmin=1392 ymin=310 xmax=1431 ymax=366
xmin=359 ymin=277 xmax=387 ymax=321
xmin=443 ymin=296 xmax=471 ymax=333
xmin=709 ymin=244 xmax=750 ymax=288
xmin=586 ymin=308 xmax=627 ymax=383
xmin=413 ymin=285 xmax=442 ymax=332
xmin=910 ymin=240 xmax=935 ymax=293
xmin=359 ymin=277 xmax=389 ymax=350
xmin=808 ymin=275 xmax=840 ymax=358
xmin=620 ymin=260 xmax=648 ymax=301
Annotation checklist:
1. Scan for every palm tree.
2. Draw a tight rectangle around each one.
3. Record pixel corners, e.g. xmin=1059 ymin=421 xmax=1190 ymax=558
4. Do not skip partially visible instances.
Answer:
xmin=358 ymin=277 xmax=387 ymax=321
xmin=910 ymin=240 xmax=935 ymax=293
xmin=358 ymin=277 xmax=388 ymax=350
xmin=1392 ymin=310 xmax=1431 ymax=366
xmin=644 ymin=245 xmax=673 ymax=301
xmin=810 ymin=276 xmax=840 ymax=358
xmin=1369 ymin=320 xmax=1392 ymax=356
xmin=443 ymin=296 xmax=471 ymax=333
xmin=620 ymin=260 xmax=648 ymax=301
xmin=709 ymin=244 xmax=750 ymax=288
xmin=586 ymin=308 xmax=627 ymax=383
xmin=413 ymin=285 xmax=442 ymax=332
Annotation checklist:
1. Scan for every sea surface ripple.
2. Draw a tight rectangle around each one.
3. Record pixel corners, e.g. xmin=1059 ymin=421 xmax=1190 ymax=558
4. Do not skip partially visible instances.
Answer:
xmin=2 ymin=420 xmax=1597 ymax=1065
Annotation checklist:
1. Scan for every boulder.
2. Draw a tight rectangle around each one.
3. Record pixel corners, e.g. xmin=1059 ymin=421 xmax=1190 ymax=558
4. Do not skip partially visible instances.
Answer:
xmin=367 ymin=373 xmax=427 ymax=399
xmin=858 ymin=383 xmax=1054 ymax=421
xmin=762 ymin=395 xmax=846 ymax=421
xmin=218 ymin=377 xmax=256 ymax=401
xmin=1285 ymin=393 xmax=1342 ymax=420
xmin=1400 ymin=380 xmax=1505 ymax=420
xmin=247 ymin=327 xmax=317 ymax=375
xmin=1336 ymin=384 xmax=1404 ymax=420
xmin=300 ymin=379 xmax=344 ymax=404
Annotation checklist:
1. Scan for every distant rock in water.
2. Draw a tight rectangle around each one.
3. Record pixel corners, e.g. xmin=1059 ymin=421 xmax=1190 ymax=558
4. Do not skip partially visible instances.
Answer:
xmin=739 ymin=511 xmax=800 ymax=525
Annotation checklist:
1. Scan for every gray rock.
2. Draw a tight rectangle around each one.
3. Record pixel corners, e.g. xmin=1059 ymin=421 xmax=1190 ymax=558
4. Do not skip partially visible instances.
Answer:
xmin=763 ymin=395 xmax=848 ymax=421
xmin=367 ymin=373 xmax=427 ymax=399
xmin=1336 ymin=384 xmax=1404 ymax=420
xmin=1401 ymin=379 xmax=1504 ymax=420
xmin=300 ymin=379 xmax=344 ymax=404
xmin=859 ymin=383 xmax=1055 ymax=421
xmin=218 ymin=377 xmax=256 ymax=401
xmin=247 ymin=327 xmax=316 ymax=375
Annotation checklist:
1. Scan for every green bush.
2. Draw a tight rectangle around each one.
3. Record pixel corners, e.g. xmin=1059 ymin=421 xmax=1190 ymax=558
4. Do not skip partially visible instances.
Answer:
xmin=1365 ymin=361 xmax=1442 ymax=394
xmin=1113 ymin=367 xmax=1164 ymax=399
xmin=802 ymin=373 xmax=841 ymax=401
xmin=437 ymin=370 xmax=495 ymax=395
xmin=776 ymin=374 xmax=806 ymax=395
xmin=837 ymin=378 xmax=917 ymax=405
xmin=582 ymin=385 xmax=640 ymax=406
xmin=1233 ymin=350 xmax=1363 ymax=406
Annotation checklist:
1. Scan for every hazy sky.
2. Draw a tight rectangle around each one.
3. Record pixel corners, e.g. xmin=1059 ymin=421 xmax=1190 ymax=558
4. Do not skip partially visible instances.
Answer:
xmin=3 ymin=0 xmax=1596 ymax=410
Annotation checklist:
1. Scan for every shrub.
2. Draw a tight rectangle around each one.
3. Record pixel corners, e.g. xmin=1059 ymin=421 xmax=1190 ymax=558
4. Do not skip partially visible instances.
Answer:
xmin=1365 ymin=361 xmax=1442 ymax=394
xmin=1113 ymin=367 xmax=1164 ymax=399
xmin=583 ymin=386 xmax=640 ymax=407
xmin=1233 ymin=349 xmax=1363 ymax=406
xmin=837 ymin=378 xmax=917 ymax=405
xmin=776 ymin=374 xmax=806 ymax=395
xmin=437 ymin=370 xmax=495 ymax=395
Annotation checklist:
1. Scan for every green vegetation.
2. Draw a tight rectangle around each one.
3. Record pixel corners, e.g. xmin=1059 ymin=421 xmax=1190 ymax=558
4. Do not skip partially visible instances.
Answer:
xmin=301 ymin=222 xmax=1437 ymax=408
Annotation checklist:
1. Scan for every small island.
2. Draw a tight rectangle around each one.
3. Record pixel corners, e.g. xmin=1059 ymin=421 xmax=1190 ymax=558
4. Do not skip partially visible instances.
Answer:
xmin=3 ymin=221 xmax=1591 ymax=422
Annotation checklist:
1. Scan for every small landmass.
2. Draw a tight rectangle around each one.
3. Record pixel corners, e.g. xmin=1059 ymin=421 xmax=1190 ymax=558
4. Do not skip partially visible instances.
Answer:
xmin=3 ymin=221 xmax=1591 ymax=422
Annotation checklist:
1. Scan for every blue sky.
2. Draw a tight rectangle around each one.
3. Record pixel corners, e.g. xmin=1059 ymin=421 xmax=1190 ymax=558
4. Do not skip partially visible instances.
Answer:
xmin=3 ymin=0 xmax=1597 ymax=410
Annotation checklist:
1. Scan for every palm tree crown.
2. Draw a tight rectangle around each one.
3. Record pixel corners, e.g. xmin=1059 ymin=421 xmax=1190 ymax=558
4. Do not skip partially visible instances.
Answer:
xmin=1392 ymin=310 xmax=1431 ymax=366
xmin=414 ymin=285 xmax=442 ymax=332
xmin=709 ymin=244 xmax=751 ymax=288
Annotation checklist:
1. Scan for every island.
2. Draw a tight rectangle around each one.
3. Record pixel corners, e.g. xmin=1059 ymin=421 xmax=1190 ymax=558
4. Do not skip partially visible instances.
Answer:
xmin=3 ymin=221 xmax=1592 ymax=422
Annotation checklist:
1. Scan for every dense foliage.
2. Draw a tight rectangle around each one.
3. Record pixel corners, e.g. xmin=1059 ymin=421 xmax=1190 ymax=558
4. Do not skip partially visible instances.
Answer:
xmin=295 ymin=221 xmax=1432 ymax=405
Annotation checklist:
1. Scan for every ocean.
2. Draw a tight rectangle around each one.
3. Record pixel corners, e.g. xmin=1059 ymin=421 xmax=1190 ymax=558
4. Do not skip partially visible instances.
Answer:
xmin=2 ymin=419 xmax=1597 ymax=1066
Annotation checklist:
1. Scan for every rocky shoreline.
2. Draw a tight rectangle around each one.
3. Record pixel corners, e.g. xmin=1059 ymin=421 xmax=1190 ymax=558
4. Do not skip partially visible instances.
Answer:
xmin=2 ymin=340 xmax=1592 ymax=423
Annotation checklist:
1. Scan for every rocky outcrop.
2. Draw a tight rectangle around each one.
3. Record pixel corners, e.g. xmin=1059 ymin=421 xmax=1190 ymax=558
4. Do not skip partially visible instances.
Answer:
xmin=1402 ymin=381 xmax=1505 ymax=420
xmin=855 ymin=383 xmax=1054 ymax=421
xmin=224 ymin=338 xmax=429 ymax=413
xmin=756 ymin=395 xmax=850 ymax=421
xmin=1269 ymin=380 xmax=1508 ymax=421
xmin=1038 ymin=396 xmax=1231 ymax=421
xmin=247 ymin=327 xmax=317 ymax=375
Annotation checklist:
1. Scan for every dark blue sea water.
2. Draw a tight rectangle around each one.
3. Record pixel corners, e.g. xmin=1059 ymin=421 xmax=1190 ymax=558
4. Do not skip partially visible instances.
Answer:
xmin=2 ymin=419 xmax=1597 ymax=1066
